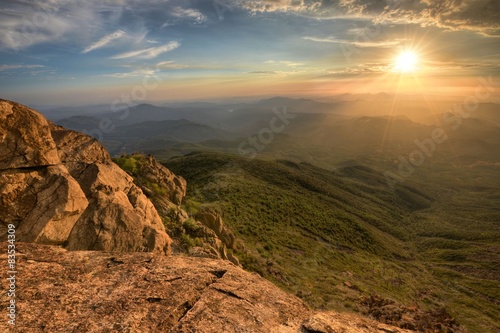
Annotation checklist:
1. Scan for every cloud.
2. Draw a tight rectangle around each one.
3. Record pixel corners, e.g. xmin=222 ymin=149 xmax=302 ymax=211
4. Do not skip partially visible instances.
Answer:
xmin=102 ymin=59 xmax=187 ymax=78
xmin=248 ymin=70 xmax=277 ymax=74
xmin=156 ymin=61 xmax=188 ymax=69
xmin=103 ymin=59 xmax=192 ymax=78
xmin=171 ymin=7 xmax=206 ymax=23
xmin=0 ymin=64 xmax=56 ymax=77
xmin=0 ymin=64 xmax=45 ymax=71
xmin=103 ymin=67 xmax=158 ymax=78
xmin=82 ymin=30 xmax=126 ymax=53
xmin=242 ymin=0 xmax=322 ymax=13
xmin=265 ymin=60 xmax=304 ymax=67
xmin=303 ymin=36 xmax=405 ymax=48
xmin=110 ymin=41 xmax=180 ymax=60
xmin=323 ymin=62 xmax=391 ymax=76
xmin=0 ymin=1 xmax=210 ymax=52
xmin=0 ymin=5 xmax=74 ymax=50
xmin=239 ymin=0 xmax=500 ymax=36
xmin=377 ymin=0 xmax=500 ymax=36
xmin=247 ymin=70 xmax=293 ymax=77
xmin=0 ymin=0 xmax=126 ymax=50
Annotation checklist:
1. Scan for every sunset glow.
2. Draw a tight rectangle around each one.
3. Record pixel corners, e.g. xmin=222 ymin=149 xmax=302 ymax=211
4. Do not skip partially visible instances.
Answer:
xmin=395 ymin=51 xmax=419 ymax=73
xmin=0 ymin=0 xmax=498 ymax=105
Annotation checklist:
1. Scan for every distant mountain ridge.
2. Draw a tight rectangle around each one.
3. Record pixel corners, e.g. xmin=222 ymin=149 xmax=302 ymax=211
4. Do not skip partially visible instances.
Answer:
xmin=51 ymin=97 xmax=500 ymax=165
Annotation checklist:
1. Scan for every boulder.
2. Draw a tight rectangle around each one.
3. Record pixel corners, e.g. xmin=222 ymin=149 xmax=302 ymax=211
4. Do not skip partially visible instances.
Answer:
xmin=0 ymin=99 xmax=171 ymax=254
xmin=0 ymin=100 xmax=60 ymax=169
xmin=0 ymin=165 xmax=88 ymax=244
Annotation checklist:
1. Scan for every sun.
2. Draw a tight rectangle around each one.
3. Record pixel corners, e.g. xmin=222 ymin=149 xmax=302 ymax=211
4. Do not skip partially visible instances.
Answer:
xmin=395 ymin=51 xmax=418 ymax=73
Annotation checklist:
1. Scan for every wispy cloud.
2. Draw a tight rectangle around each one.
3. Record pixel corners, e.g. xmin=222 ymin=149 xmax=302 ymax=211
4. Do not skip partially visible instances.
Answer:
xmin=102 ymin=68 xmax=158 ymax=79
xmin=82 ymin=30 xmax=126 ymax=54
xmin=248 ymin=70 xmax=277 ymax=75
xmin=171 ymin=7 xmax=206 ymax=23
xmin=110 ymin=42 xmax=180 ymax=60
xmin=242 ymin=0 xmax=322 ymax=14
xmin=0 ymin=1 xmax=107 ymax=50
xmin=0 ymin=64 xmax=57 ymax=78
xmin=101 ymin=65 xmax=160 ymax=79
xmin=323 ymin=63 xmax=391 ymax=77
xmin=0 ymin=1 xmax=210 ymax=52
xmin=0 ymin=64 xmax=45 ymax=71
xmin=265 ymin=60 xmax=304 ymax=67
xmin=303 ymin=36 xmax=405 ymax=48
xmin=156 ymin=61 xmax=188 ymax=69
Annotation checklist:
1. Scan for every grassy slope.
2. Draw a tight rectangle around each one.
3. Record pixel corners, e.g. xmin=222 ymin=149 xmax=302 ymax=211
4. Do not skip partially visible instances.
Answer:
xmin=163 ymin=152 xmax=499 ymax=332
xmin=404 ymin=162 xmax=500 ymax=331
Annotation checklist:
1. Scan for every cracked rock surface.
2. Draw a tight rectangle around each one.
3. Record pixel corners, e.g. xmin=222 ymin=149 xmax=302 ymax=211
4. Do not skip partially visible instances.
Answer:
xmin=0 ymin=242 xmax=307 ymax=333
xmin=0 ymin=99 xmax=171 ymax=254
xmin=0 ymin=242 xmax=412 ymax=333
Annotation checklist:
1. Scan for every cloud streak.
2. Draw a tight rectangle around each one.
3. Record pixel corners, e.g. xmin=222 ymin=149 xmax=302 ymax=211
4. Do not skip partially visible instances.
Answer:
xmin=156 ymin=61 xmax=188 ymax=69
xmin=110 ymin=42 xmax=180 ymax=60
xmin=0 ymin=64 xmax=44 ymax=71
xmin=82 ymin=30 xmax=126 ymax=54
xmin=102 ymin=68 xmax=158 ymax=78
xmin=303 ymin=36 xmax=405 ymax=48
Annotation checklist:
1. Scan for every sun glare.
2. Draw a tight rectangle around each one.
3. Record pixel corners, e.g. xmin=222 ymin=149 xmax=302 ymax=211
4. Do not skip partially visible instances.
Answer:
xmin=395 ymin=51 xmax=418 ymax=73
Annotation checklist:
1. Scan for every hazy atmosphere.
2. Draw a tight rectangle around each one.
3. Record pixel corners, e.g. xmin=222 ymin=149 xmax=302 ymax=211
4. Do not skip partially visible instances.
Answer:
xmin=1 ymin=1 xmax=499 ymax=332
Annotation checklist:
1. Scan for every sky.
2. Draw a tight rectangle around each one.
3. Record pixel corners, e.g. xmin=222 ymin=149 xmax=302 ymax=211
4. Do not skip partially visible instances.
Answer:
xmin=0 ymin=0 xmax=499 ymax=106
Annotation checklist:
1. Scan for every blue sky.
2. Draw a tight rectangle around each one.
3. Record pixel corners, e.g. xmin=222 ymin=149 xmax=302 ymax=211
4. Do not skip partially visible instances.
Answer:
xmin=1 ymin=0 xmax=499 ymax=105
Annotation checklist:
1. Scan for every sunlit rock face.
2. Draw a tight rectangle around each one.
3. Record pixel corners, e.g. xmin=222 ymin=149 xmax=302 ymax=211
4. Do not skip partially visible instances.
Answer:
xmin=1 ymin=242 xmax=414 ymax=333
xmin=0 ymin=99 xmax=171 ymax=254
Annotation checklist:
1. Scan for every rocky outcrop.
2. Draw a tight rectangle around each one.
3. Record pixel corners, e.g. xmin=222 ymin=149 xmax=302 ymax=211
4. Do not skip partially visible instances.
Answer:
xmin=0 ymin=242 xmax=413 ymax=333
xmin=187 ymin=207 xmax=240 ymax=264
xmin=141 ymin=155 xmax=187 ymax=206
xmin=0 ymin=99 xmax=171 ymax=254
xmin=114 ymin=154 xmax=239 ymax=264
xmin=358 ymin=294 xmax=465 ymax=332
xmin=182 ymin=217 xmax=240 ymax=266
xmin=196 ymin=208 xmax=236 ymax=250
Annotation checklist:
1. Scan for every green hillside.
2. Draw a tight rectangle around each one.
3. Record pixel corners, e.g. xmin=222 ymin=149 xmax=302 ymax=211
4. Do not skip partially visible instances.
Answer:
xmin=162 ymin=152 xmax=499 ymax=332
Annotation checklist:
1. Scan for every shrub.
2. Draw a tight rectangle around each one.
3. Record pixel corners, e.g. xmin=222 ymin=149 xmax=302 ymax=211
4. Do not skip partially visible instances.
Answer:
xmin=183 ymin=218 xmax=201 ymax=234
xmin=181 ymin=234 xmax=202 ymax=249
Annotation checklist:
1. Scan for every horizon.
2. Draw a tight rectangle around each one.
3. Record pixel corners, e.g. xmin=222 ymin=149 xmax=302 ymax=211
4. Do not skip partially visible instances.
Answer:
xmin=10 ymin=92 xmax=500 ymax=110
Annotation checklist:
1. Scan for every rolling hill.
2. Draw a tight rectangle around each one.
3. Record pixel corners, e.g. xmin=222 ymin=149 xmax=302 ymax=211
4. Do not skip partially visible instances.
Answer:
xmin=162 ymin=152 xmax=499 ymax=333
